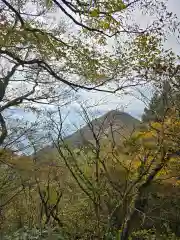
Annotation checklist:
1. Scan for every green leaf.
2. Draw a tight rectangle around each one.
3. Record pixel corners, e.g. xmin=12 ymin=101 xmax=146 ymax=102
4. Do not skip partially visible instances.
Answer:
xmin=116 ymin=1 xmax=126 ymax=10
xmin=99 ymin=20 xmax=110 ymax=30
xmin=90 ymin=9 xmax=99 ymax=17
xmin=46 ymin=0 xmax=53 ymax=8
xmin=103 ymin=22 xmax=110 ymax=29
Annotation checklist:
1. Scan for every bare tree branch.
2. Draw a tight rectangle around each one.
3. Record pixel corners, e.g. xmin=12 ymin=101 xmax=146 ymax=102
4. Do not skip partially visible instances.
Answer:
xmin=0 ymin=113 xmax=7 ymax=145
xmin=0 ymin=82 xmax=38 ymax=112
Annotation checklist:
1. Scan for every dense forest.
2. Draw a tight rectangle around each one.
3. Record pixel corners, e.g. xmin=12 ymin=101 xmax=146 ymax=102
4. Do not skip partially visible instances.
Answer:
xmin=0 ymin=0 xmax=180 ymax=239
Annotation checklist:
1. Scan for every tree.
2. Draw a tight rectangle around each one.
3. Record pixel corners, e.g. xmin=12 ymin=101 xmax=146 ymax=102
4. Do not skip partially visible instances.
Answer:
xmin=0 ymin=0 xmax=177 ymax=146
xmin=142 ymin=79 xmax=180 ymax=123
xmin=119 ymin=109 xmax=180 ymax=240
xmin=142 ymin=81 xmax=172 ymax=122
xmin=44 ymin=105 xmax=180 ymax=239
xmin=0 ymin=103 xmax=180 ymax=239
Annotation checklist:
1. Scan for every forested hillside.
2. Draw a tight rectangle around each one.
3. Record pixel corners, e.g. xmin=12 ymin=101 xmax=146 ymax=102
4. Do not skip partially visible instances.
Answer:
xmin=0 ymin=0 xmax=180 ymax=239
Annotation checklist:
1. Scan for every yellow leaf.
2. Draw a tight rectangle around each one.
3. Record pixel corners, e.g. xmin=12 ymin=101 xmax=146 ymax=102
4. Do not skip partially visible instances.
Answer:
xmin=142 ymin=131 xmax=155 ymax=139
xmin=151 ymin=122 xmax=162 ymax=130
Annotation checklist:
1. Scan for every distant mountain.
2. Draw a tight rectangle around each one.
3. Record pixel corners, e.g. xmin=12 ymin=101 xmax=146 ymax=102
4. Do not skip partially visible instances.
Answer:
xmin=37 ymin=110 xmax=140 ymax=159
xmin=62 ymin=110 xmax=140 ymax=148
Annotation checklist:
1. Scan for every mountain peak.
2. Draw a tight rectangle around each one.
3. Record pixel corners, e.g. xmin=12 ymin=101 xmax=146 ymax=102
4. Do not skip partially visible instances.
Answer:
xmin=64 ymin=110 xmax=140 ymax=148
xmin=38 ymin=110 xmax=140 ymax=156
xmin=104 ymin=110 xmax=133 ymax=119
